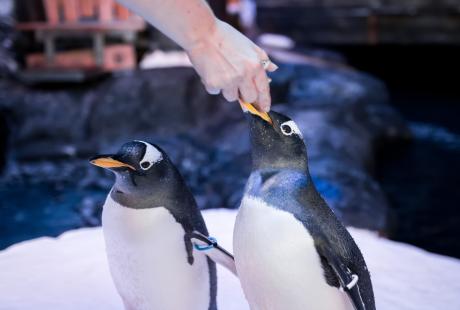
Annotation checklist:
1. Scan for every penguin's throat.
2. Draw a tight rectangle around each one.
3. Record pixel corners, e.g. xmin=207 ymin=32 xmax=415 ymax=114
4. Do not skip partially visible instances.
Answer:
xmin=253 ymin=158 xmax=308 ymax=173
xmin=109 ymin=185 xmax=146 ymax=209
xmin=114 ymin=188 xmax=125 ymax=195
xmin=110 ymin=186 xmax=127 ymax=203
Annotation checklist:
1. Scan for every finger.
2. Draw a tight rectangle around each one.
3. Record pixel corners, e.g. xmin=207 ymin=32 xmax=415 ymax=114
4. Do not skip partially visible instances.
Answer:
xmin=222 ymin=86 xmax=238 ymax=102
xmin=257 ymin=90 xmax=272 ymax=113
xmin=254 ymin=69 xmax=271 ymax=112
xmin=205 ymin=84 xmax=221 ymax=95
xmin=238 ymin=77 xmax=258 ymax=104
xmin=266 ymin=61 xmax=279 ymax=72
xmin=255 ymin=46 xmax=269 ymax=61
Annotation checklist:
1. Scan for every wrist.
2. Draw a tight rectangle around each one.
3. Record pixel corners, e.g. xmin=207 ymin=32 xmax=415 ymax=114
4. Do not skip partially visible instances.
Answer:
xmin=184 ymin=17 xmax=220 ymax=53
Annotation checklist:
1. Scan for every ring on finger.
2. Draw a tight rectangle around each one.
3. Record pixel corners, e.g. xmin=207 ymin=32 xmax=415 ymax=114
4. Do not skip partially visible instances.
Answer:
xmin=261 ymin=59 xmax=271 ymax=70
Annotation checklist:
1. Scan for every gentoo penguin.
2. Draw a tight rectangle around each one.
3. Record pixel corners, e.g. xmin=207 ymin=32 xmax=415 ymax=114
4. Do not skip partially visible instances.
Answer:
xmin=90 ymin=140 xmax=234 ymax=310
xmin=233 ymin=103 xmax=375 ymax=310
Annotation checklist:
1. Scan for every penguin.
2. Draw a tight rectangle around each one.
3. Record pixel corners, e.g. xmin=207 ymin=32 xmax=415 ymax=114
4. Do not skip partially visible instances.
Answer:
xmin=233 ymin=102 xmax=376 ymax=310
xmin=90 ymin=140 xmax=235 ymax=310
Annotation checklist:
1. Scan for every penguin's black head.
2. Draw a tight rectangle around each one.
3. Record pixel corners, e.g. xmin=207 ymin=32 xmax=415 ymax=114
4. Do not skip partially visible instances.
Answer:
xmin=242 ymin=102 xmax=308 ymax=172
xmin=90 ymin=140 xmax=173 ymax=198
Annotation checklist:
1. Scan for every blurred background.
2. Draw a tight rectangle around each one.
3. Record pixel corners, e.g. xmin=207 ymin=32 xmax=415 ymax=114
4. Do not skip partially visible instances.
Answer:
xmin=0 ymin=0 xmax=459 ymax=260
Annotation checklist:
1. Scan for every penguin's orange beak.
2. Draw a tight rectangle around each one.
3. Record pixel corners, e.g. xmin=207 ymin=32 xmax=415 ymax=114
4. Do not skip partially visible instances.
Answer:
xmin=239 ymin=100 xmax=273 ymax=125
xmin=90 ymin=156 xmax=136 ymax=170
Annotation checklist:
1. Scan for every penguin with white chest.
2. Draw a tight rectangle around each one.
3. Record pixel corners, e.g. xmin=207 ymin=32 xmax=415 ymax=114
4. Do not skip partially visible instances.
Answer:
xmin=91 ymin=140 xmax=234 ymax=310
xmin=233 ymin=104 xmax=376 ymax=310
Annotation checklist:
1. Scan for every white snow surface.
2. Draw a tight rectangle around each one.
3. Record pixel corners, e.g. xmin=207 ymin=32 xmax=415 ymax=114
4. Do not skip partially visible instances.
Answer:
xmin=1 ymin=209 xmax=460 ymax=310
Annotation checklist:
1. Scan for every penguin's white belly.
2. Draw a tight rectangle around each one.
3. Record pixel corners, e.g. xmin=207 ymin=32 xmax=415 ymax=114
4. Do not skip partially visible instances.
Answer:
xmin=102 ymin=195 xmax=210 ymax=310
xmin=234 ymin=196 xmax=353 ymax=310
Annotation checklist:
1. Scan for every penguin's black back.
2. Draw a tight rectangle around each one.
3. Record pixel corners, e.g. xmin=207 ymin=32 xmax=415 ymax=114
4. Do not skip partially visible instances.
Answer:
xmin=245 ymin=169 xmax=376 ymax=310
xmin=165 ymin=163 xmax=218 ymax=310
xmin=156 ymin=160 xmax=218 ymax=310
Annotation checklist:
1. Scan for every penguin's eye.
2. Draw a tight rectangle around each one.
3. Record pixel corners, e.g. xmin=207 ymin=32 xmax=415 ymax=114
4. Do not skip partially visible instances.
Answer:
xmin=135 ymin=140 xmax=163 ymax=171
xmin=280 ymin=120 xmax=303 ymax=138
xmin=140 ymin=161 xmax=152 ymax=170
xmin=281 ymin=124 xmax=292 ymax=135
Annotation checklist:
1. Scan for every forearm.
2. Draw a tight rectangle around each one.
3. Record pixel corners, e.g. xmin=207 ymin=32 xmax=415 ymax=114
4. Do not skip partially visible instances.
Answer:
xmin=117 ymin=0 xmax=217 ymax=50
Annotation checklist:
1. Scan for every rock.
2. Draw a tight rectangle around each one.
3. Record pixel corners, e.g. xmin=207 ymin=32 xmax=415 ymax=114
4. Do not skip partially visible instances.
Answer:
xmin=77 ymin=196 xmax=103 ymax=227
xmin=0 ymin=111 xmax=9 ymax=173
xmin=0 ymin=16 xmax=17 ymax=78
xmin=0 ymin=62 xmax=409 ymax=233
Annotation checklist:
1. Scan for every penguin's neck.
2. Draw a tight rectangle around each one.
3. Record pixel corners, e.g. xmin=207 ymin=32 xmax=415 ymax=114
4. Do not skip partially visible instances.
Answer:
xmin=251 ymin=145 xmax=310 ymax=172
xmin=253 ymin=159 xmax=308 ymax=172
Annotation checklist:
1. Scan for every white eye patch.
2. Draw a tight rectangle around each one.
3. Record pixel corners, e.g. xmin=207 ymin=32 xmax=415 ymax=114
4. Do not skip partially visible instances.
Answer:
xmin=280 ymin=120 xmax=303 ymax=138
xmin=135 ymin=140 xmax=163 ymax=170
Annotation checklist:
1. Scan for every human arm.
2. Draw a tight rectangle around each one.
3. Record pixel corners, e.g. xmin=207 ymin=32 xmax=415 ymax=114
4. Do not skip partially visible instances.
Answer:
xmin=116 ymin=0 xmax=277 ymax=111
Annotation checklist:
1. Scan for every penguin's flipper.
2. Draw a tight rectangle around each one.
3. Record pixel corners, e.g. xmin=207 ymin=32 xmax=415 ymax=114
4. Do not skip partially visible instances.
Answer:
xmin=191 ymin=231 xmax=237 ymax=276
xmin=320 ymin=247 xmax=366 ymax=310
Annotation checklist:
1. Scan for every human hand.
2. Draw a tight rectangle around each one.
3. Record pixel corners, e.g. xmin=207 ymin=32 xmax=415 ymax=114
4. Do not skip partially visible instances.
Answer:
xmin=186 ymin=19 xmax=278 ymax=112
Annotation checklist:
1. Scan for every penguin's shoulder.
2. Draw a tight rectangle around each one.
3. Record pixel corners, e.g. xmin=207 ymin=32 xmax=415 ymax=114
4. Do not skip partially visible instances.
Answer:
xmin=247 ymin=170 xmax=325 ymax=225
xmin=245 ymin=169 xmax=308 ymax=199
xmin=246 ymin=170 xmax=360 ymax=256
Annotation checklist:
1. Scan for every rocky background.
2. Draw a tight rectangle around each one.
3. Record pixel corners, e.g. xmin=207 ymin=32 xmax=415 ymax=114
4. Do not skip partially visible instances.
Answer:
xmin=0 ymin=0 xmax=414 ymax=249
xmin=2 ymin=0 xmax=460 ymax=259
xmin=0 ymin=57 xmax=410 ymax=238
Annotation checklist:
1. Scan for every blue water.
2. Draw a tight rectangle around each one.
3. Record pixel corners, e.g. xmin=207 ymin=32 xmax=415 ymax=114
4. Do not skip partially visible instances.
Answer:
xmin=0 ymin=182 xmax=104 ymax=249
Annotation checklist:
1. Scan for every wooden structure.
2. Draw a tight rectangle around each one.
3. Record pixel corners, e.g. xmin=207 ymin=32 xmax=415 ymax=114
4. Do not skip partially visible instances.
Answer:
xmin=256 ymin=0 xmax=460 ymax=45
xmin=16 ymin=0 xmax=145 ymax=77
